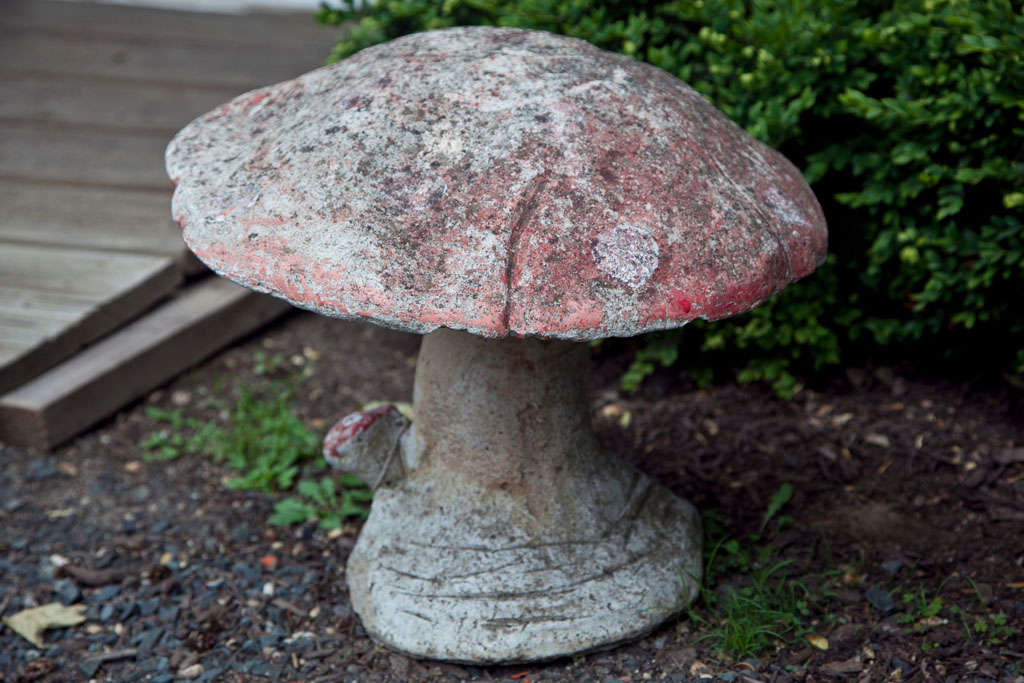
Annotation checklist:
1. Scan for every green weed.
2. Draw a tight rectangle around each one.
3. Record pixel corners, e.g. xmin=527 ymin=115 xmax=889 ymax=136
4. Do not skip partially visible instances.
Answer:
xmin=690 ymin=558 xmax=814 ymax=660
xmin=688 ymin=484 xmax=829 ymax=660
xmin=141 ymin=385 xmax=318 ymax=493
xmin=269 ymin=475 xmax=373 ymax=529
xmin=252 ymin=350 xmax=287 ymax=376
xmin=970 ymin=612 xmax=1013 ymax=646
xmin=138 ymin=407 xmax=218 ymax=462
xmin=897 ymin=585 xmax=944 ymax=625
xmin=140 ymin=368 xmax=375 ymax=528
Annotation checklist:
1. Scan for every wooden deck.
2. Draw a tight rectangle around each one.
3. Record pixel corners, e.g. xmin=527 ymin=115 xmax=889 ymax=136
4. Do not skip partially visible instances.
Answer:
xmin=0 ymin=0 xmax=341 ymax=447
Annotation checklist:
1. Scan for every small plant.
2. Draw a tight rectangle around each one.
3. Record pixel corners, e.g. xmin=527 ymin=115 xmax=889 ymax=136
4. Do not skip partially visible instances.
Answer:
xmin=269 ymin=475 xmax=373 ymax=529
xmin=759 ymin=482 xmax=793 ymax=533
xmin=897 ymin=586 xmax=944 ymax=626
xmin=140 ymin=366 xmax=383 ymax=529
xmin=252 ymin=350 xmax=287 ymax=376
xmin=690 ymin=558 xmax=814 ymax=660
xmin=138 ymin=407 xmax=216 ymax=461
xmin=971 ymin=612 xmax=1013 ymax=646
xmin=141 ymin=385 xmax=320 ymax=492
xmin=688 ymin=484 xmax=829 ymax=660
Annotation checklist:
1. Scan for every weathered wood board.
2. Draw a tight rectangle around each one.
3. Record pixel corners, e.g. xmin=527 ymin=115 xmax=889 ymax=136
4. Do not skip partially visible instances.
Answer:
xmin=2 ymin=0 xmax=340 ymax=49
xmin=0 ymin=244 xmax=181 ymax=394
xmin=0 ymin=125 xmax=171 ymax=190
xmin=0 ymin=30 xmax=333 ymax=91
xmin=0 ymin=277 xmax=291 ymax=450
xmin=0 ymin=76 xmax=235 ymax=133
xmin=0 ymin=180 xmax=195 ymax=268
xmin=0 ymin=0 xmax=335 ymax=447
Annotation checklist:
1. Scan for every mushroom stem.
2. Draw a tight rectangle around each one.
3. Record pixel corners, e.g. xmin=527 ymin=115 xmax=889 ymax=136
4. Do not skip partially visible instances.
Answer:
xmin=344 ymin=327 xmax=702 ymax=663
xmin=407 ymin=328 xmax=600 ymax=528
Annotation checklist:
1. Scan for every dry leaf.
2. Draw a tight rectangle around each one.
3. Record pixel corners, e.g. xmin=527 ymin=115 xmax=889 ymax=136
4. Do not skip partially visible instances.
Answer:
xmin=806 ymin=634 xmax=829 ymax=650
xmin=865 ymin=433 xmax=891 ymax=448
xmin=3 ymin=603 xmax=86 ymax=647
xmin=360 ymin=401 xmax=414 ymax=420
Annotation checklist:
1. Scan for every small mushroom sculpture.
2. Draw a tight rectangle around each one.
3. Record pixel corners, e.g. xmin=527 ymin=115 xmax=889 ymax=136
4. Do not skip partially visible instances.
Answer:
xmin=167 ymin=27 xmax=827 ymax=663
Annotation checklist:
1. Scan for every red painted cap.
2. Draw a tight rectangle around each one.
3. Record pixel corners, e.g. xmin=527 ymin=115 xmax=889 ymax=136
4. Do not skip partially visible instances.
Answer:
xmin=167 ymin=27 xmax=826 ymax=340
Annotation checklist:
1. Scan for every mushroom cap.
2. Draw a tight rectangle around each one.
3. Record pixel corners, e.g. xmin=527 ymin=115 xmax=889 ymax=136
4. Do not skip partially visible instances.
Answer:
xmin=166 ymin=27 xmax=827 ymax=340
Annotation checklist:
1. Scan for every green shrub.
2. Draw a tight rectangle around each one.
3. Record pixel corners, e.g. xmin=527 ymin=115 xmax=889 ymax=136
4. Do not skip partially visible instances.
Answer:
xmin=317 ymin=0 xmax=1024 ymax=392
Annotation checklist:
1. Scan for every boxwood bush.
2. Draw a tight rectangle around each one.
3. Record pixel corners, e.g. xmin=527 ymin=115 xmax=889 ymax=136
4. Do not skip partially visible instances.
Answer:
xmin=317 ymin=0 xmax=1024 ymax=395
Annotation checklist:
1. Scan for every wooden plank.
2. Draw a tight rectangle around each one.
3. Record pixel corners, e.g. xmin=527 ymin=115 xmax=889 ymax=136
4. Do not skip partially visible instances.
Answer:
xmin=0 ymin=30 xmax=332 ymax=91
xmin=0 ymin=76 xmax=235 ymax=133
xmin=2 ymin=1 xmax=340 ymax=49
xmin=0 ymin=180 xmax=191 ymax=263
xmin=0 ymin=277 xmax=291 ymax=450
xmin=0 ymin=125 xmax=169 ymax=190
xmin=0 ymin=244 xmax=181 ymax=394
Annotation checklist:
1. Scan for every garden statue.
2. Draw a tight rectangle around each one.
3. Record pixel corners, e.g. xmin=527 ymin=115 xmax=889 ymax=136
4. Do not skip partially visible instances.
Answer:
xmin=166 ymin=27 xmax=827 ymax=662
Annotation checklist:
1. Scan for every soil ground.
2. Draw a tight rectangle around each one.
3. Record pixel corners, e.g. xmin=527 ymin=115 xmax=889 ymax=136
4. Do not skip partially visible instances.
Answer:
xmin=2 ymin=310 xmax=1022 ymax=682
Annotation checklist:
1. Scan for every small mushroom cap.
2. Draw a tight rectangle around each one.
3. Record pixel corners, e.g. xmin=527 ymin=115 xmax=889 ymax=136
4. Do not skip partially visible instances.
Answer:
xmin=167 ymin=27 xmax=826 ymax=340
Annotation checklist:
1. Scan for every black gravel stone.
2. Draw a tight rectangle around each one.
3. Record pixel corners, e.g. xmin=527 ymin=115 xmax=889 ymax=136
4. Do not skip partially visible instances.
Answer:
xmin=99 ymin=603 xmax=116 ymax=622
xmin=139 ymin=597 xmax=161 ymax=616
xmin=890 ymin=657 xmax=913 ymax=676
xmin=880 ymin=558 xmax=903 ymax=575
xmin=231 ymin=561 xmax=260 ymax=583
xmin=250 ymin=661 xmax=281 ymax=677
xmin=150 ymin=675 xmax=175 ymax=683
xmin=150 ymin=519 xmax=172 ymax=533
xmin=94 ymin=551 xmax=119 ymax=569
xmin=157 ymin=605 xmax=179 ymax=622
xmin=54 ymin=578 xmax=81 ymax=604
xmin=865 ymin=588 xmax=895 ymax=612
xmin=130 ymin=486 xmax=151 ymax=503
xmin=229 ymin=523 xmax=250 ymax=543
xmin=26 ymin=458 xmax=60 ymax=481
xmin=79 ymin=658 xmax=102 ymax=678
xmin=134 ymin=627 xmax=163 ymax=657
xmin=94 ymin=585 xmax=122 ymax=602
xmin=198 ymin=668 xmax=225 ymax=682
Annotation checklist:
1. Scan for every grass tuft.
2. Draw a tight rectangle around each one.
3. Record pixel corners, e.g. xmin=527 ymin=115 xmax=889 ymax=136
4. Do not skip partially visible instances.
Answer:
xmin=687 ymin=485 xmax=831 ymax=661
xmin=140 ymin=361 xmax=373 ymax=528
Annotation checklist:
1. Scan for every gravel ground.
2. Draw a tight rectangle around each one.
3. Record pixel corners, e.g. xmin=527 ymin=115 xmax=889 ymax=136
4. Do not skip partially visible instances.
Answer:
xmin=1 ymin=311 xmax=1022 ymax=682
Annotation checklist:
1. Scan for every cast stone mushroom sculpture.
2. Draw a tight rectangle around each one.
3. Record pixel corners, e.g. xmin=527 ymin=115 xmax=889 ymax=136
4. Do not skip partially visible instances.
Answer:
xmin=166 ymin=27 xmax=827 ymax=663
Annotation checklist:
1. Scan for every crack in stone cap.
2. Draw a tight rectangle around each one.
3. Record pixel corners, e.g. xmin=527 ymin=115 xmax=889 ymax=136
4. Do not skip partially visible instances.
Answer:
xmin=166 ymin=26 xmax=828 ymax=341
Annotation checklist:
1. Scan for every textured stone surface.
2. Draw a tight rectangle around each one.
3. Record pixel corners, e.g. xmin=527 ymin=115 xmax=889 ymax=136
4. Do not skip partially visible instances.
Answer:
xmin=167 ymin=27 xmax=827 ymax=340
xmin=323 ymin=405 xmax=410 ymax=489
xmin=335 ymin=329 xmax=702 ymax=662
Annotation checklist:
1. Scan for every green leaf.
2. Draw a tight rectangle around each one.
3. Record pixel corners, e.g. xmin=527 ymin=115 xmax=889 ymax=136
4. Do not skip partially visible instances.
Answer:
xmin=760 ymin=483 xmax=793 ymax=532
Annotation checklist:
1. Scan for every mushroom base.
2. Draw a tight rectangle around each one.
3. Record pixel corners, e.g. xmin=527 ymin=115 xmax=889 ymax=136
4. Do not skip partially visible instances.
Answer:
xmin=342 ymin=328 xmax=702 ymax=663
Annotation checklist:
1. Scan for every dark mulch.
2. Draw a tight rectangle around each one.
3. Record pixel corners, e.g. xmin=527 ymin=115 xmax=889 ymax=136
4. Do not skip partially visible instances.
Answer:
xmin=2 ymin=311 xmax=1022 ymax=682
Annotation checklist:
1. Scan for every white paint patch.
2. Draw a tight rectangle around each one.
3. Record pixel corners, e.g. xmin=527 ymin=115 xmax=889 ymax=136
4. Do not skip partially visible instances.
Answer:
xmin=765 ymin=187 xmax=806 ymax=226
xmin=593 ymin=224 xmax=660 ymax=289
xmin=209 ymin=183 xmax=260 ymax=222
